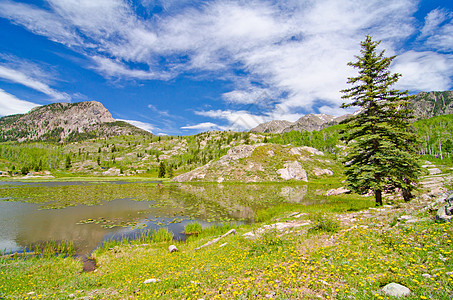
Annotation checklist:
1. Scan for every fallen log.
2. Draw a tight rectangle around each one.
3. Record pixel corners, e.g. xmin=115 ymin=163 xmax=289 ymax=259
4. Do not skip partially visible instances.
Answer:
xmin=195 ymin=229 xmax=236 ymax=251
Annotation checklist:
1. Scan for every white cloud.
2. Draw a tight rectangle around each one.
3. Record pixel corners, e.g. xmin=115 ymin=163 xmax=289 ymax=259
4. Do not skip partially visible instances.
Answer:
xmin=0 ymin=65 xmax=70 ymax=101
xmin=181 ymin=122 xmax=222 ymax=130
xmin=147 ymin=104 xmax=170 ymax=117
xmin=0 ymin=0 xmax=451 ymax=130
xmin=91 ymin=56 xmax=171 ymax=80
xmin=0 ymin=89 xmax=40 ymax=116
xmin=195 ymin=109 xmax=267 ymax=131
xmin=0 ymin=1 xmax=80 ymax=46
xmin=117 ymin=119 xmax=155 ymax=133
xmin=421 ymin=9 xmax=453 ymax=52
xmin=393 ymin=51 xmax=453 ymax=91
xmin=222 ymin=87 xmax=277 ymax=105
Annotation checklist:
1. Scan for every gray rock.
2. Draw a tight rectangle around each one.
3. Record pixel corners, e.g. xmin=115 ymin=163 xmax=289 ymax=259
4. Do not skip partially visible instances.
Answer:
xmin=422 ymin=273 xmax=431 ymax=279
xmin=313 ymin=168 xmax=333 ymax=176
xmin=242 ymin=232 xmax=256 ymax=238
xmin=277 ymin=161 xmax=308 ymax=181
xmin=326 ymin=187 xmax=350 ymax=196
xmin=168 ymin=245 xmax=179 ymax=253
xmin=144 ymin=278 xmax=160 ymax=284
xmin=428 ymin=168 xmax=442 ymax=175
xmin=381 ymin=282 xmax=411 ymax=297
xmin=436 ymin=206 xmax=453 ymax=223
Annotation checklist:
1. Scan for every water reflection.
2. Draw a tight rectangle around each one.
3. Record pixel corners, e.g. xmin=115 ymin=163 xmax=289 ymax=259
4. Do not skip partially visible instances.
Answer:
xmin=0 ymin=181 xmax=315 ymax=255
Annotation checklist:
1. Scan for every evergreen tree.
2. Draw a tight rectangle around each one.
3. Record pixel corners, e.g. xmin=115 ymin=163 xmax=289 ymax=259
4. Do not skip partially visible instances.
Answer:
xmin=158 ymin=161 xmax=166 ymax=178
xmin=65 ymin=155 xmax=72 ymax=170
xmin=340 ymin=36 xmax=421 ymax=205
xmin=167 ymin=165 xmax=173 ymax=178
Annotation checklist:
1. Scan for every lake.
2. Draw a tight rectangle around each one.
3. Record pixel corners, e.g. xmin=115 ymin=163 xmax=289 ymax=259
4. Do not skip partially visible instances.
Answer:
xmin=0 ymin=181 xmax=316 ymax=255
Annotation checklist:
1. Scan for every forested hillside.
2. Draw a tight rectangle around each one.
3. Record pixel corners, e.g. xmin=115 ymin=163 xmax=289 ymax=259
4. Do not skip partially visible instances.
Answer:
xmin=1 ymin=114 xmax=452 ymax=178
xmin=0 ymin=131 xmax=259 ymax=177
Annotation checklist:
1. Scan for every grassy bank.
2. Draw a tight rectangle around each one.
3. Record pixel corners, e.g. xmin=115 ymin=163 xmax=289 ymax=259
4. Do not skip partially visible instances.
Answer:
xmin=1 ymin=189 xmax=451 ymax=299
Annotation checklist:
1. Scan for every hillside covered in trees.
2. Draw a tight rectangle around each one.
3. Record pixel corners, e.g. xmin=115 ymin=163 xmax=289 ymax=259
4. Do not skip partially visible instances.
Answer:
xmin=1 ymin=114 xmax=452 ymax=179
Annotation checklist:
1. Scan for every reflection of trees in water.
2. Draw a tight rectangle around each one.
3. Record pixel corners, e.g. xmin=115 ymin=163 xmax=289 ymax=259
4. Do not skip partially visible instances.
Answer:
xmin=173 ymin=183 xmax=315 ymax=220
xmin=13 ymin=199 xmax=153 ymax=254
xmin=1 ymin=182 xmax=322 ymax=255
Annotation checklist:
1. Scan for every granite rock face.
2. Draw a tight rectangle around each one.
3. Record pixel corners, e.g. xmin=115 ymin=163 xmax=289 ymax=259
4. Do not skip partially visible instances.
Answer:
xmin=0 ymin=101 xmax=150 ymax=142
xmin=277 ymin=161 xmax=308 ymax=181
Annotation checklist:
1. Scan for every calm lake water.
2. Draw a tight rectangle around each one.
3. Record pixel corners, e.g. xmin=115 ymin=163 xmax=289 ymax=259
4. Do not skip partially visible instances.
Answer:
xmin=0 ymin=181 xmax=316 ymax=255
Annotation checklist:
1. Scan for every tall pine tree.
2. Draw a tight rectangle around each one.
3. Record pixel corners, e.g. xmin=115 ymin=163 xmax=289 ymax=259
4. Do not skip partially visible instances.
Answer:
xmin=158 ymin=161 xmax=166 ymax=178
xmin=340 ymin=36 xmax=421 ymax=205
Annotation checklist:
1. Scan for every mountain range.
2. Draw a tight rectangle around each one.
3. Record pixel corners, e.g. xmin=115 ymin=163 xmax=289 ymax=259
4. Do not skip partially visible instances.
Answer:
xmin=251 ymin=91 xmax=453 ymax=133
xmin=0 ymin=91 xmax=452 ymax=142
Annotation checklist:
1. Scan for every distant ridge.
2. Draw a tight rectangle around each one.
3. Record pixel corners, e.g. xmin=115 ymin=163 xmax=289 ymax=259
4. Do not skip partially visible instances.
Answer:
xmin=0 ymin=101 xmax=151 ymax=142
xmin=251 ymin=113 xmax=350 ymax=134
xmin=251 ymin=91 xmax=453 ymax=134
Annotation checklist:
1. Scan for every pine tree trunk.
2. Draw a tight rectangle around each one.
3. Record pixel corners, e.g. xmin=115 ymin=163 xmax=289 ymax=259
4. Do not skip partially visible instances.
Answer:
xmin=402 ymin=188 xmax=412 ymax=202
xmin=375 ymin=189 xmax=383 ymax=206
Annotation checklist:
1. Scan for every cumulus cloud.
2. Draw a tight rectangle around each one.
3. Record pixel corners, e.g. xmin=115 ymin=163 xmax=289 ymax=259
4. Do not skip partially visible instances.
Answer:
xmin=117 ymin=119 xmax=155 ymax=133
xmin=0 ymin=89 xmax=40 ymax=116
xmin=0 ymin=0 xmax=452 ymax=129
xmin=195 ymin=109 xmax=268 ymax=131
xmin=393 ymin=51 xmax=453 ymax=91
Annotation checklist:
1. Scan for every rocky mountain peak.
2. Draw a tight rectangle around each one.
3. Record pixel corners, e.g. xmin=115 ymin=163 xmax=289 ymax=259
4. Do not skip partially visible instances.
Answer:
xmin=0 ymin=101 xmax=150 ymax=142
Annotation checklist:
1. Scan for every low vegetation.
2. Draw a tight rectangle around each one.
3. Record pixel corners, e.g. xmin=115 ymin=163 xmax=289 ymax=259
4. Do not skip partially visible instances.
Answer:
xmin=1 ymin=189 xmax=451 ymax=299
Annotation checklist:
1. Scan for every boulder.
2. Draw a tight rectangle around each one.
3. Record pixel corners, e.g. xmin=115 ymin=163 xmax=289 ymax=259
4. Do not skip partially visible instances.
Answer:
xmin=168 ymin=245 xmax=179 ymax=253
xmin=277 ymin=161 xmax=308 ymax=181
xmin=313 ymin=168 xmax=333 ymax=176
xmin=144 ymin=279 xmax=160 ymax=284
xmin=428 ymin=168 xmax=442 ymax=175
xmin=290 ymin=146 xmax=324 ymax=156
xmin=326 ymin=187 xmax=350 ymax=196
xmin=436 ymin=205 xmax=453 ymax=223
xmin=381 ymin=283 xmax=411 ymax=297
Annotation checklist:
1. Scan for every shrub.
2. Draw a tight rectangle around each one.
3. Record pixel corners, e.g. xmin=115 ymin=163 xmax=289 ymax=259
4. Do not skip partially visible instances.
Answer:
xmin=309 ymin=213 xmax=340 ymax=233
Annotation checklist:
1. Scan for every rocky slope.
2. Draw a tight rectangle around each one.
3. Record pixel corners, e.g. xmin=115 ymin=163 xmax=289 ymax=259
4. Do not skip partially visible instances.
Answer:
xmin=0 ymin=101 xmax=151 ymax=142
xmin=251 ymin=91 xmax=453 ymax=134
xmin=409 ymin=91 xmax=453 ymax=120
xmin=250 ymin=114 xmax=343 ymax=133
xmin=172 ymin=143 xmax=338 ymax=183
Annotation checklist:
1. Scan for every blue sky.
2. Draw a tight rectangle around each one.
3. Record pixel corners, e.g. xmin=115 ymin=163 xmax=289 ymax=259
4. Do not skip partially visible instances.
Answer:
xmin=0 ymin=0 xmax=452 ymax=135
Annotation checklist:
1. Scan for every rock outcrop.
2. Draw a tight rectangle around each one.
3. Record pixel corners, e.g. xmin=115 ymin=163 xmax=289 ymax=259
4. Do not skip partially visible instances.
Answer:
xmin=250 ymin=113 xmax=346 ymax=133
xmin=277 ymin=161 xmax=308 ymax=181
xmin=409 ymin=91 xmax=453 ymax=120
xmin=0 ymin=101 xmax=151 ymax=142
xmin=172 ymin=144 xmax=332 ymax=183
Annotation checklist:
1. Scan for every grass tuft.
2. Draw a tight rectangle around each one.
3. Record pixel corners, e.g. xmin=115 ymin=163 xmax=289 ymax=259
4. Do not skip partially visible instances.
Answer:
xmin=308 ymin=212 xmax=340 ymax=233
xmin=184 ymin=222 xmax=202 ymax=235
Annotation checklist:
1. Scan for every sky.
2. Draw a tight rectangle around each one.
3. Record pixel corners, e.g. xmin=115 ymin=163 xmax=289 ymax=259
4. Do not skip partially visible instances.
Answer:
xmin=0 ymin=0 xmax=452 ymax=135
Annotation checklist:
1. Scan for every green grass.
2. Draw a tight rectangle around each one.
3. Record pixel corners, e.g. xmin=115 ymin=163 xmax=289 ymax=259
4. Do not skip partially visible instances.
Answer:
xmin=184 ymin=222 xmax=202 ymax=235
xmin=2 ymin=204 xmax=450 ymax=299
xmin=2 ymin=179 xmax=450 ymax=299
xmin=308 ymin=212 xmax=341 ymax=233
xmin=151 ymin=228 xmax=174 ymax=243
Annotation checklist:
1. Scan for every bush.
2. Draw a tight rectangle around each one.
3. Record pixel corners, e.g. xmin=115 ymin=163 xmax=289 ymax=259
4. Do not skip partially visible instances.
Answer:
xmin=309 ymin=213 xmax=340 ymax=233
